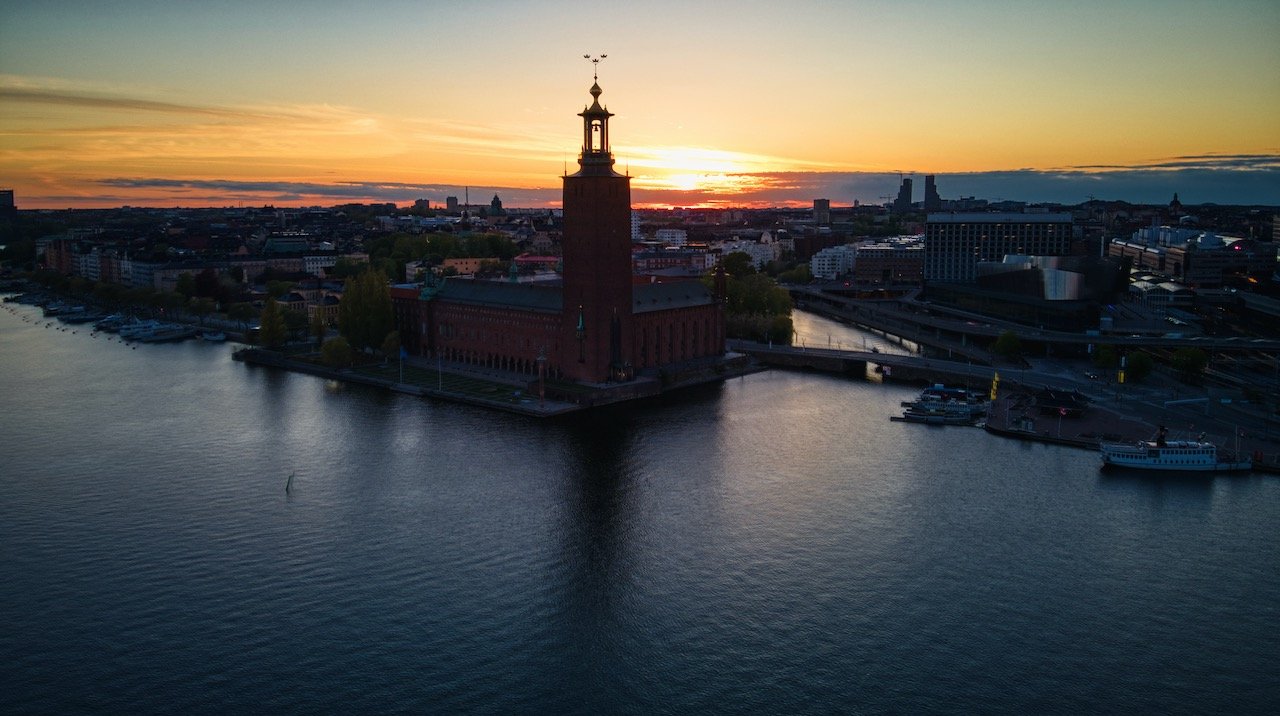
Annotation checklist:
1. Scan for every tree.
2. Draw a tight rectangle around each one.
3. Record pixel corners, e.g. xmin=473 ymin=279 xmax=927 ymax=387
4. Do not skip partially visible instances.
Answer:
xmin=266 ymin=280 xmax=295 ymax=299
xmin=228 ymin=302 xmax=255 ymax=331
xmin=282 ymin=308 xmax=309 ymax=340
xmin=310 ymin=310 xmax=328 ymax=349
xmin=320 ymin=336 xmax=353 ymax=367
xmin=991 ymin=330 xmax=1022 ymax=359
xmin=338 ymin=270 xmax=393 ymax=353
xmin=330 ymin=257 xmax=367 ymax=279
xmin=258 ymin=297 xmax=286 ymax=349
xmin=777 ymin=264 xmax=812 ymax=284
xmin=1171 ymin=347 xmax=1209 ymax=383
xmin=707 ymin=269 xmax=794 ymax=343
xmin=722 ymin=251 xmax=756 ymax=279
xmin=156 ymin=291 xmax=184 ymax=316
xmin=1093 ymin=345 xmax=1119 ymax=370
xmin=194 ymin=268 xmax=220 ymax=298
xmin=380 ymin=330 xmax=401 ymax=362
xmin=1126 ymin=351 xmax=1154 ymax=382
xmin=188 ymin=297 xmax=216 ymax=326
xmin=93 ymin=282 xmax=125 ymax=307
xmin=175 ymin=272 xmax=196 ymax=299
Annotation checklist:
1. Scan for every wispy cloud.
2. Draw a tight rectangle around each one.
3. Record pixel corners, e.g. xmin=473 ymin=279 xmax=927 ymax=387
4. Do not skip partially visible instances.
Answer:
xmin=1070 ymin=153 xmax=1280 ymax=172
xmin=0 ymin=87 xmax=283 ymax=120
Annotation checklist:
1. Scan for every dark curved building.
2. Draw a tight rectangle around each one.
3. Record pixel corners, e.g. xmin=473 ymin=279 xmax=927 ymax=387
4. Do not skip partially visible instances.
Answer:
xmin=392 ymin=80 xmax=726 ymax=385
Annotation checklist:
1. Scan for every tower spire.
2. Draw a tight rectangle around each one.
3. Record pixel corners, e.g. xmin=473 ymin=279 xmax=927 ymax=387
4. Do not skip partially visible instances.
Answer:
xmin=583 ymin=53 xmax=607 ymax=81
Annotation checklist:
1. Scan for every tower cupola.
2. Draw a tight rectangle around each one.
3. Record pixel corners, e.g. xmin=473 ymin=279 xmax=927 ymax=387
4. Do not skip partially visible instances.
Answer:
xmin=576 ymin=56 xmax=618 ymax=176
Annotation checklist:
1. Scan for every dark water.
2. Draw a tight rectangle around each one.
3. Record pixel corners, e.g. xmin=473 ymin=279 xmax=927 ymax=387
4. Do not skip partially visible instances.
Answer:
xmin=2 ymin=302 xmax=1278 ymax=715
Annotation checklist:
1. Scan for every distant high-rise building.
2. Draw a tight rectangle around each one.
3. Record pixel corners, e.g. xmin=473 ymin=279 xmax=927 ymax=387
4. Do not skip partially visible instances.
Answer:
xmin=489 ymin=194 xmax=504 ymax=216
xmin=813 ymin=198 xmax=831 ymax=226
xmin=924 ymin=175 xmax=942 ymax=212
xmin=414 ymin=198 xmax=431 ymax=211
xmin=446 ymin=196 xmax=459 ymax=212
xmin=893 ymin=178 xmax=913 ymax=213
xmin=0 ymin=189 xmax=14 ymax=218
xmin=924 ymin=212 xmax=1073 ymax=283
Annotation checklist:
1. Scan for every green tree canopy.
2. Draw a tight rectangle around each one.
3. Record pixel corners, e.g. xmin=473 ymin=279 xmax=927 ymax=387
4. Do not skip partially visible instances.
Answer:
xmin=1093 ymin=345 xmax=1119 ymax=369
xmin=722 ymin=251 xmax=757 ymax=279
xmin=188 ymin=297 xmax=216 ymax=326
xmin=320 ymin=336 xmax=353 ymax=367
xmin=776 ymin=264 xmax=812 ymax=284
xmin=310 ymin=310 xmax=329 ymax=349
xmin=706 ymin=268 xmax=794 ymax=343
xmin=1126 ymin=350 xmax=1154 ymax=382
xmin=266 ymin=280 xmax=296 ymax=299
xmin=282 ymin=307 xmax=310 ymax=340
xmin=175 ymin=272 xmax=196 ymax=299
xmin=338 ymin=270 xmax=393 ymax=353
xmin=991 ymin=330 xmax=1022 ymax=359
xmin=380 ymin=330 xmax=401 ymax=361
xmin=1171 ymin=347 xmax=1209 ymax=383
xmin=258 ymin=297 xmax=286 ymax=349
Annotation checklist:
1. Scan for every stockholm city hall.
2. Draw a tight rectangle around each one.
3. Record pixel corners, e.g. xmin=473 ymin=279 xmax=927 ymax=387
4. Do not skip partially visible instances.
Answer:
xmin=391 ymin=72 xmax=729 ymax=395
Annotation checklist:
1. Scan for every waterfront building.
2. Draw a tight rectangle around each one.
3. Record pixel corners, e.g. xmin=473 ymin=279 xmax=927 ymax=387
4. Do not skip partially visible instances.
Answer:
xmin=924 ymin=212 xmax=1074 ymax=283
xmin=391 ymin=78 xmax=725 ymax=384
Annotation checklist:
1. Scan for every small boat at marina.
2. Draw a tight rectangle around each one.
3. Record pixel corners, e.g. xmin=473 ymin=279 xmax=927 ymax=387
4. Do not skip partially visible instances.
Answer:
xmin=893 ymin=384 xmax=988 ymax=425
xmin=199 ymin=330 xmax=227 ymax=342
xmin=1099 ymin=427 xmax=1252 ymax=473
xmin=892 ymin=407 xmax=979 ymax=425
xmin=901 ymin=384 xmax=988 ymax=414
xmin=117 ymin=319 xmax=164 ymax=340
xmin=133 ymin=324 xmax=197 ymax=343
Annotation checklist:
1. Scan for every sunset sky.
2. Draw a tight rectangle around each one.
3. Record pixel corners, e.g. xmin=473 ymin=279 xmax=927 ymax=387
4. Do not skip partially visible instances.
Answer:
xmin=2 ymin=0 xmax=1278 ymax=209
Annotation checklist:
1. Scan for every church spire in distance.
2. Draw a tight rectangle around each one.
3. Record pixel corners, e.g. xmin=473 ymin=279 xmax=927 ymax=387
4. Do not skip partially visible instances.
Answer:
xmin=577 ymin=54 xmax=618 ymax=176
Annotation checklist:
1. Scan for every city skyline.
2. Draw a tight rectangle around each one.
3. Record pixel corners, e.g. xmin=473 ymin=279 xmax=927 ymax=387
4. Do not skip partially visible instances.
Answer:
xmin=2 ymin=0 xmax=1278 ymax=209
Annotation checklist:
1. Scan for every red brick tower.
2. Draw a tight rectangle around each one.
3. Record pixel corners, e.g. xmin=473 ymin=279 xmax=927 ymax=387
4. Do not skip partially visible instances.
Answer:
xmin=560 ymin=73 xmax=634 ymax=383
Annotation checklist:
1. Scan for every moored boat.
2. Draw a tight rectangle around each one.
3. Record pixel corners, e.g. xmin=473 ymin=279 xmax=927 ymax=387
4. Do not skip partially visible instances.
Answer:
xmin=134 ymin=324 xmax=197 ymax=343
xmin=1100 ymin=427 xmax=1252 ymax=473
xmin=117 ymin=319 xmax=164 ymax=340
xmin=891 ymin=407 xmax=978 ymax=425
xmin=898 ymin=384 xmax=988 ymax=420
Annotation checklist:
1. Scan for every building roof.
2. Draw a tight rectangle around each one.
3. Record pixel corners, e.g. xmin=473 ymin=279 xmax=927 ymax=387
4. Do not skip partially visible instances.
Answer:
xmin=436 ymin=279 xmax=563 ymax=313
xmin=633 ymin=281 xmax=715 ymax=313
xmin=926 ymin=212 xmax=1072 ymax=223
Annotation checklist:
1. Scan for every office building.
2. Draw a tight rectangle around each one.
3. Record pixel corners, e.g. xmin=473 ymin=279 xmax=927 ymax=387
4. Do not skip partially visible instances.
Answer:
xmin=924 ymin=212 xmax=1073 ymax=283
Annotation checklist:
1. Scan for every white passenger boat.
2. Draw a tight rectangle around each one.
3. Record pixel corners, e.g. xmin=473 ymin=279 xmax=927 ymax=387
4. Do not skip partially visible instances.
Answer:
xmin=900 ymin=384 xmax=988 ymax=418
xmin=1100 ymin=427 xmax=1252 ymax=473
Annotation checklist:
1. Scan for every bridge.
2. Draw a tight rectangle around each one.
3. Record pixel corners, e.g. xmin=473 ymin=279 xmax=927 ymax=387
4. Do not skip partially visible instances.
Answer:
xmin=728 ymin=339 xmax=999 ymax=386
